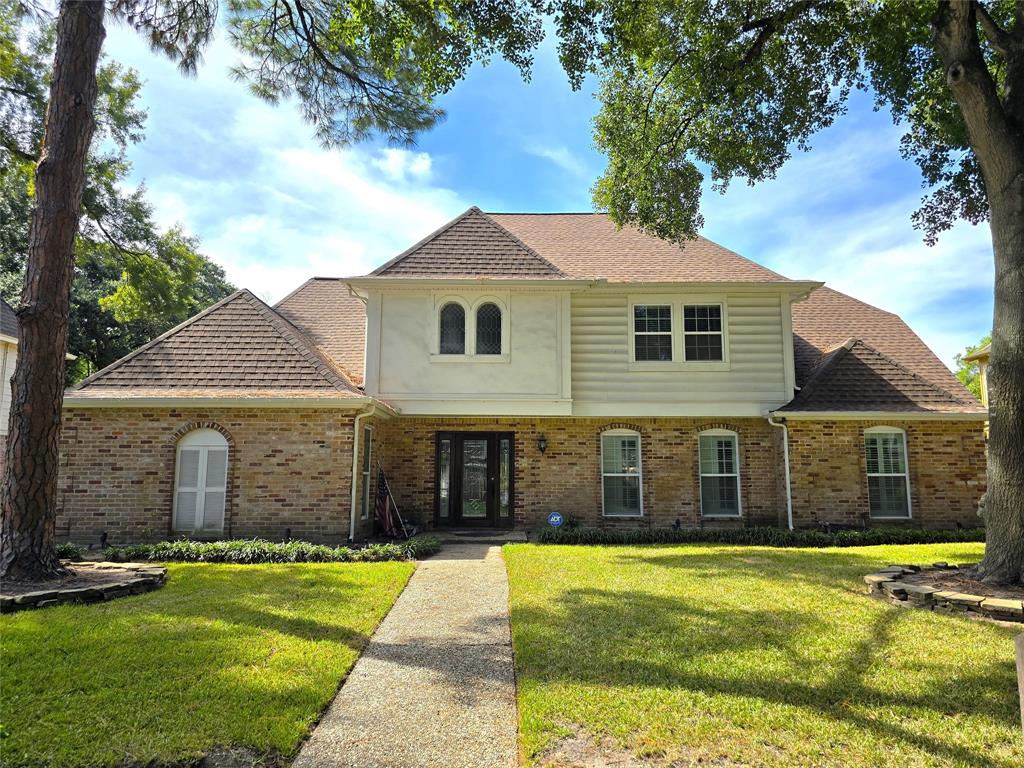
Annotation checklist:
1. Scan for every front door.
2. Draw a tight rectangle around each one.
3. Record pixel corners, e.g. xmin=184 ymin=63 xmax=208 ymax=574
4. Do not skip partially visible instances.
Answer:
xmin=435 ymin=432 xmax=514 ymax=527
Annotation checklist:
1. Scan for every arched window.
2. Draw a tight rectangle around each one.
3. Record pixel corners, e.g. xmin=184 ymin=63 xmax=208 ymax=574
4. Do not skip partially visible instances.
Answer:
xmin=439 ymin=302 xmax=466 ymax=354
xmin=699 ymin=429 xmax=741 ymax=517
xmin=174 ymin=428 xmax=228 ymax=534
xmin=476 ymin=302 xmax=502 ymax=354
xmin=601 ymin=429 xmax=642 ymax=516
xmin=864 ymin=427 xmax=911 ymax=519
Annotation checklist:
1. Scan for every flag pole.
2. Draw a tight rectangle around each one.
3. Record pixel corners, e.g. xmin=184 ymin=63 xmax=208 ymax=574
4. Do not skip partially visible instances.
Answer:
xmin=377 ymin=462 xmax=410 ymax=539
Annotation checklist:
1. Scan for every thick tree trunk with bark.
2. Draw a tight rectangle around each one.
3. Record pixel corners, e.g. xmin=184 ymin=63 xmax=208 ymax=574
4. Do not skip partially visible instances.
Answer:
xmin=933 ymin=0 xmax=1024 ymax=584
xmin=0 ymin=1 xmax=106 ymax=580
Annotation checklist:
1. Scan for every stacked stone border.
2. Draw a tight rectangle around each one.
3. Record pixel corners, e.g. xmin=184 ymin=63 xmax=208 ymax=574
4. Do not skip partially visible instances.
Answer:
xmin=0 ymin=562 xmax=168 ymax=613
xmin=864 ymin=563 xmax=1024 ymax=623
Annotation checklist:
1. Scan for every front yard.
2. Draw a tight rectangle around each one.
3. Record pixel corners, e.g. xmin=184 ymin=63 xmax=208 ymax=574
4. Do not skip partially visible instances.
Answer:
xmin=0 ymin=561 xmax=414 ymax=767
xmin=505 ymin=542 xmax=1022 ymax=767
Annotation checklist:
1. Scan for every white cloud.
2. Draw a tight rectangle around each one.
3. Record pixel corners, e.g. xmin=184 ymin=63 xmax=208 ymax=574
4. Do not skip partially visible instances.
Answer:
xmin=526 ymin=143 xmax=588 ymax=177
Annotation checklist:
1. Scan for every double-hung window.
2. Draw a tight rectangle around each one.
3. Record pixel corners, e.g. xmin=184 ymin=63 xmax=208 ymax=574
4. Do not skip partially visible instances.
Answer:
xmin=601 ymin=430 xmax=643 ymax=516
xmin=683 ymin=305 xmax=724 ymax=361
xmin=633 ymin=305 xmax=673 ymax=361
xmin=699 ymin=430 xmax=741 ymax=516
xmin=865 ymin=428 xmax=911 ymax=518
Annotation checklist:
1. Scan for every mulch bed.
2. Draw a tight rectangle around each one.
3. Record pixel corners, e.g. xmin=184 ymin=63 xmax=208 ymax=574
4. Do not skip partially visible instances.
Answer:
xmin=2 ymin=564 xmax=135 ymax=598
xmin=901 ymin=565 xmax=1024 ymax=601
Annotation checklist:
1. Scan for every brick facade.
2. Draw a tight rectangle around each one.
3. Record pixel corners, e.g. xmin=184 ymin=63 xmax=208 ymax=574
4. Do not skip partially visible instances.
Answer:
xmin=57 ymin=408 xmax=357 ymax=545
xmin=55 ymin=408 xmax=987 ymax=544
xmin=786 ymin=419 xmax=986 ymax=529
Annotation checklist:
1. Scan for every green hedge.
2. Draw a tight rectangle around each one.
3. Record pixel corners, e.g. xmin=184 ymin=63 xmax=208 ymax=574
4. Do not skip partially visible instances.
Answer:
xmin=102 ymin=535 xmax=441 ymax=564
xmin=56 ymin=542 xmax=85 ymax=560
xmin=536 ymin=526 xmax=986 ymax=548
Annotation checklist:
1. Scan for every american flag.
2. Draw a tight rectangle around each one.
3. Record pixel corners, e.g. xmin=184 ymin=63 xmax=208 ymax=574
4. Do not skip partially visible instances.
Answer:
xmin=375 ymin=468 xmax=395 ymax=536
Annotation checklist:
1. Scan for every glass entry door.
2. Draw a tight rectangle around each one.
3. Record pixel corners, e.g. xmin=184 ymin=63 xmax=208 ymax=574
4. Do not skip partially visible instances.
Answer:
xmin=435 ymin=432 xmax=514 ymax=527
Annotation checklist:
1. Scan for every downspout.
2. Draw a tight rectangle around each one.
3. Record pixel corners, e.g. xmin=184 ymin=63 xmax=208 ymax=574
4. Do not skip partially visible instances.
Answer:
xmin=349 ymin=404 xmax=377 ymax=542
xmin=767 ymin=415 xmax=794 ymax=531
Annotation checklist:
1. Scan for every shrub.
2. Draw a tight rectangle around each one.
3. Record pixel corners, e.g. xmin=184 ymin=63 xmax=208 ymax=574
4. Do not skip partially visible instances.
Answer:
xmin=55 ymin=542 xmax=84 ymax=560
xmin=536 ymin=526 xmax=986 ymax=548
xmin=103 ymin=535 xmax=442 ymax=564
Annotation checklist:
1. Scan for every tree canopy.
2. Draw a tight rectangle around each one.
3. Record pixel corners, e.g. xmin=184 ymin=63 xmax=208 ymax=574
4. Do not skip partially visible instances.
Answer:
xmin=0 ymin=1 xmax=234 ymax=382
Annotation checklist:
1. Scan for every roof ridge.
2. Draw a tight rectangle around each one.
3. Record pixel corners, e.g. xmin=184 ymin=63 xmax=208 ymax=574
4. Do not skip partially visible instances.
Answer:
xmin=370 ymin=207 xmax=478 ymax=276
xmin=240 ymin=292 xmax=360 ymax=393
xmin=474 ymin=209 xmax=567 ymax=276
xmin=791 ymin=338 xmax=856 ymax=403
xmin=846 ymin=338 xmax=974 ymax=406
xmin=75 ymin=289 xmax=249 ymax=390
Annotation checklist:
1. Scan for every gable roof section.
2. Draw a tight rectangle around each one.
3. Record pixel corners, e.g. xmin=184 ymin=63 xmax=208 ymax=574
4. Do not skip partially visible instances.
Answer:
xmin=780 ymin=338 xmax=982 ymax=413
xmin=372 ymin=207 xmax=566 ymax=279
xmin=276 ymin=278 xmax=366 ymax=385
xmin=1 ymin=298 xmax=18 ymax=341
xmin=488 ymin=213 xmax=793 ymax=283
xmin=791 ymin=286 xmax=973 ymax=400
xmin=71 ymin=290 xmax=363 ymax=399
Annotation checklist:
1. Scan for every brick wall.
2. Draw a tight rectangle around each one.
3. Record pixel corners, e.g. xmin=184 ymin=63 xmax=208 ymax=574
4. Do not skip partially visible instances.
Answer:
xmin=58 ymin=408 xmax=356 ymax=545
xmin=376 ymin=417 xmax=784 ymax=530
xmin=786 ymin=419 xmax=986 ymax=529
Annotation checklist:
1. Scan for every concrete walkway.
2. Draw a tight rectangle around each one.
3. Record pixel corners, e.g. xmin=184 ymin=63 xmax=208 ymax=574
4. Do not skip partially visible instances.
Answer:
xmin=293 ymin=544 xmax=517 ymax=768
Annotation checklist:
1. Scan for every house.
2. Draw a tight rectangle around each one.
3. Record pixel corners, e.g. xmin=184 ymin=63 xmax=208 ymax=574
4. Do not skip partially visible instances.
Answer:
xmin=55 ymin=208 xmax=987 ymax=544
xmin=963 ymin=342 xmax=991 ymax=408
xmin=1 ymin=299 xmax=19 ymax=478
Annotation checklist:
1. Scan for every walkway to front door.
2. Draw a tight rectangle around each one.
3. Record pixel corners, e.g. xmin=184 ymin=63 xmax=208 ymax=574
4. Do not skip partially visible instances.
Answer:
xmin=292 ymin=543 xmax=517 ymax=768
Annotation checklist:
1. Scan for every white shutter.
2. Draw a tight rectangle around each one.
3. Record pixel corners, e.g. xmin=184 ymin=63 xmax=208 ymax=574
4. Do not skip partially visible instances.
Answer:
xmin=175 ymin=448 xmax=202 ymax=531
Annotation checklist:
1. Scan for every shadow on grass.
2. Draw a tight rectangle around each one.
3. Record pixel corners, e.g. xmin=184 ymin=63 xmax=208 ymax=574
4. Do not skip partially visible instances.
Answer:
xmin=510 ymin=548 xmax=1018 ymax=768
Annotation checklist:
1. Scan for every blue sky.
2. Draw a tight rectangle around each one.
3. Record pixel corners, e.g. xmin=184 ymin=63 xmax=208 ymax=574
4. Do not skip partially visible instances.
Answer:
xmin=102 ymin=21 xmax=994 ymax=369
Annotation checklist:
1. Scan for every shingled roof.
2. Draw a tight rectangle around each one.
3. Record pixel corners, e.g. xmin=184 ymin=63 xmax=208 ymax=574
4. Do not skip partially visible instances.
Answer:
xmin=780 ymin=338 xmax=983 ymax=414
xmin=71 ymin=290 xmax=364 ymax=399
xmin=1 ymin=298 xmax=18 ymax=340
xmin=276 ymin=278 xmax=367 ymax=386
xmin=372 ymin=207 xmax=566 ymax=279
xmin=488 ymin=212 xmax=792 ymax=283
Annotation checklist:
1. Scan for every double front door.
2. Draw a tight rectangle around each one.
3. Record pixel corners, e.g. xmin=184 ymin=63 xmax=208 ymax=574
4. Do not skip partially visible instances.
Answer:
xmin=436 ymin=432 xmax=514 ymax=527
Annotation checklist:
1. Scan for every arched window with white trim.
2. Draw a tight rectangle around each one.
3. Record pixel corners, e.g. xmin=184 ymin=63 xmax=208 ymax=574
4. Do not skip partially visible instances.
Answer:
xmin=601 ymin=429 xmax=643 ymax=517
xmin=439 ymin=302 xmax=466 ymax=354
xmin=864 ymin=427 xmax=911 ymax=519
xmin=699 ymin=429 xmax=741 ymax=517
xmin=174 ymin=428 xmax=229 ymax=534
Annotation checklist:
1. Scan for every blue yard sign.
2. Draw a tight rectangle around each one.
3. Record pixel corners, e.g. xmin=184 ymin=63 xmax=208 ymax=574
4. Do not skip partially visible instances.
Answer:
xmin=547 ymin=511 xmax=563 ymax=528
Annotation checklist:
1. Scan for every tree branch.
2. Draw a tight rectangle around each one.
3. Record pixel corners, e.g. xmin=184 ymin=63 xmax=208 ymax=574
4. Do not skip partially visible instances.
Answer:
xmin=975 ymin=1 xmax=1011 ymax=54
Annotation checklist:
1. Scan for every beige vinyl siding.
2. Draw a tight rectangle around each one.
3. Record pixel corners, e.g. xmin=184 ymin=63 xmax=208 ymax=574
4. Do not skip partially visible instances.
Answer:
xmin=1 ymin=341 xmax=16 ymax=437
xmin=571 ymin=292 xmax=788 ymax=406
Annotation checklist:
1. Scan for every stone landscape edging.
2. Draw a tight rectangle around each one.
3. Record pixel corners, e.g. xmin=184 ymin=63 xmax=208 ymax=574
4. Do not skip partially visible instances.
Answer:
xmin=864 ymin=563 xmax=1024 ymax=624
xmin=0 ymin=561 xmax=168 ymax=613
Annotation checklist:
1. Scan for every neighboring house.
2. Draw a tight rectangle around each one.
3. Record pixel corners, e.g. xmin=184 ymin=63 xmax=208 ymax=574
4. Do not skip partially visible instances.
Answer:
xmin=963 ymin=342 xmax=991 ymax=408
xmin=1 ymin=299 xmax=19 ymax=478
xmin=56 ymin=209 xmax=986 ymax=544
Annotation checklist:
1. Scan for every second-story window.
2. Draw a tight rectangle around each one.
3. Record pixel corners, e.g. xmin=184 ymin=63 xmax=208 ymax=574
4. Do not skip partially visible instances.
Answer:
xmin=633 ymin=305 xmax=673 ymax=361
xmin=439 ymin=302 xmax=465 ymax=354
xmin=683 ymin=304 xmax=724 ymax=361
xmin=476 ymin=303 xmax=502 ymax=354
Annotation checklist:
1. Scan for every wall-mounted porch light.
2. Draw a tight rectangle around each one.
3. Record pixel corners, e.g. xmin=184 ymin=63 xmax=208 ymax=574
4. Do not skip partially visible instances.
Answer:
xmin=537 ymin=434 xmax=548 ymax=455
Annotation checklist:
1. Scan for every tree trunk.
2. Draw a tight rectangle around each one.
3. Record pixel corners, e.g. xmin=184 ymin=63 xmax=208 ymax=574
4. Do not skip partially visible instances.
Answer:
xmin=0 ymin=1 xmax=106 ymax=580
xmin=933 ymin=1 xmax=1024 ymax=584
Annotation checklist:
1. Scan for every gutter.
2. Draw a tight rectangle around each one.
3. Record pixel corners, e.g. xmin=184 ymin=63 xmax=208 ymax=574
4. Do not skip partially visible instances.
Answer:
xmin=766 ymin=415 xmax=794 ymax=531
xmin=348 ymin=404 xmax=377 ymax=542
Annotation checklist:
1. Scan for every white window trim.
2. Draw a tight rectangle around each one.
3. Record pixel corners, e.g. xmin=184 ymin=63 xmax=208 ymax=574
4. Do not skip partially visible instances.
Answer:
xmin=172 ymin=428 xmax=228 ymax=534
xmin=601 ymin=428 xmax=644 ymax=517
xmin=630 ymin=302 xmax=674 ymax=364
xmin=626 ymin=295 xmax=731 ymax=371
xmin=682 ymin=303 xmax=728 ymax=364
xmin=698 ymin=428 xmax=742 ymax=518
xmin=430 ymin=293 xmax=510 ymax=363
xmin=864 ymin=426 xmax=913 ymax=520
xmin=360 ymin=425 xmax=373 ymax=520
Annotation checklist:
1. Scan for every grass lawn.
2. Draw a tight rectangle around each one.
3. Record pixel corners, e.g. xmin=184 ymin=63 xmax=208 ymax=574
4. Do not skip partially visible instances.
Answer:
xmin=505 ymin=542 xmax=1023 ymax=767
xmin=0 ymin=561 xmax=414 ymax=767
